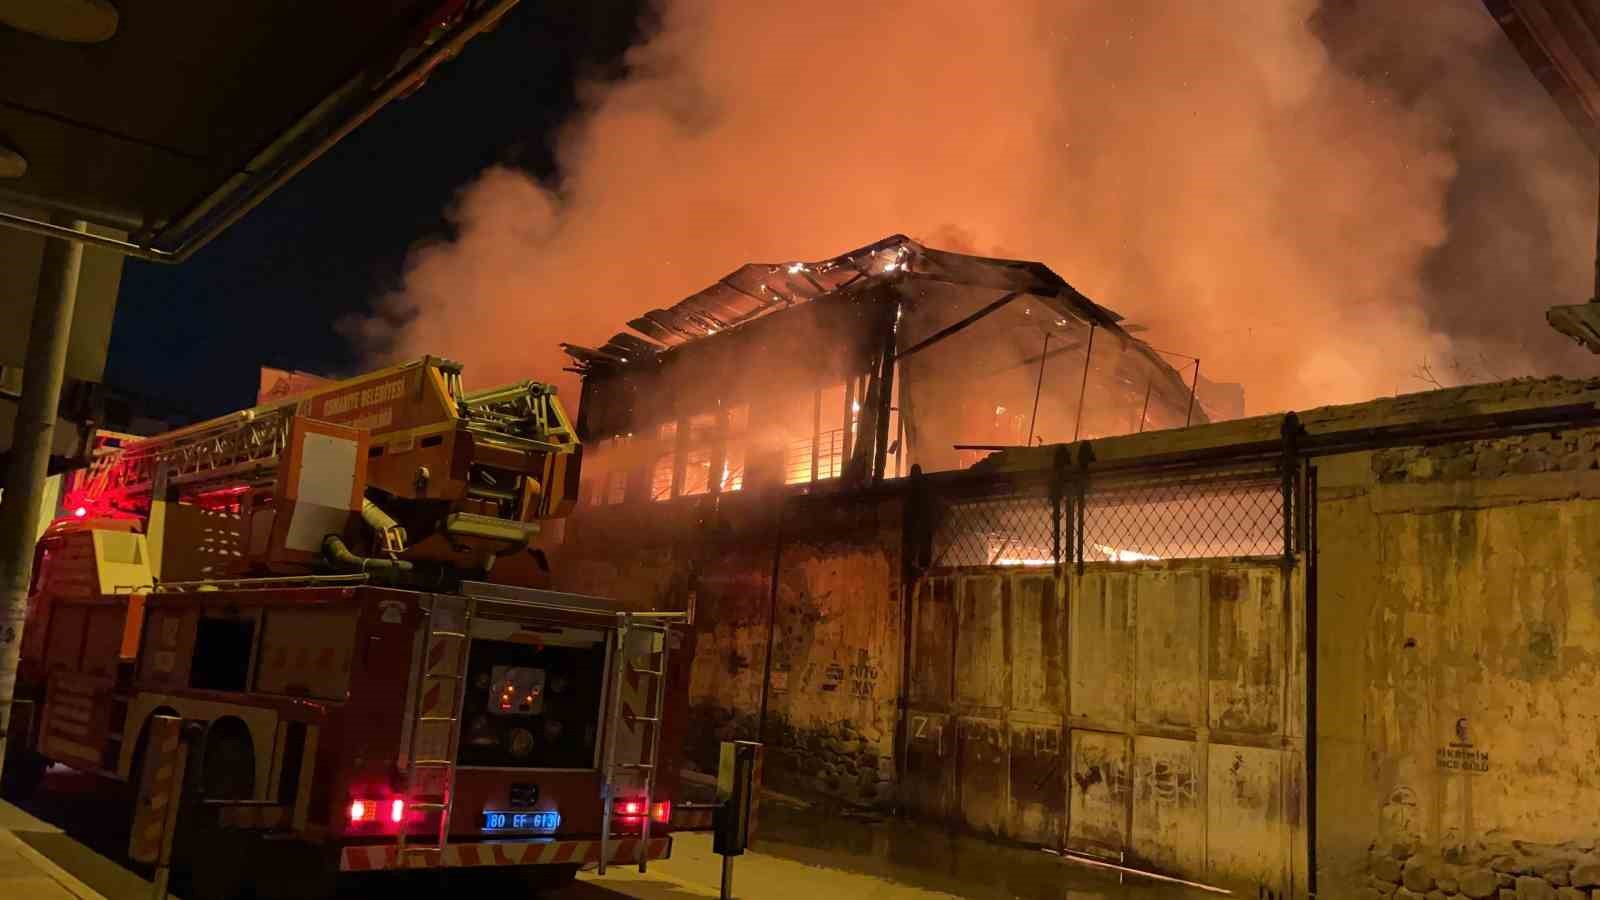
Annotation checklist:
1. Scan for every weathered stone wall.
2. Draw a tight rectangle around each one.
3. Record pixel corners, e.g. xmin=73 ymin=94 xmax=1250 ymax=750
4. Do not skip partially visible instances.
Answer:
xmin=754 ymin=501 xmax=903 ymax=803
xmin=549 ymin=488 xmax=904 ymax=806
xmin=1318 ymin=428 xmax=1600 ymax=899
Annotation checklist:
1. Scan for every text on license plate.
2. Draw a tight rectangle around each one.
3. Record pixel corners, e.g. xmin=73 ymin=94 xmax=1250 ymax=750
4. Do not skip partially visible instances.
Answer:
xmin=483 ymin=810 xmax=560 ymax=832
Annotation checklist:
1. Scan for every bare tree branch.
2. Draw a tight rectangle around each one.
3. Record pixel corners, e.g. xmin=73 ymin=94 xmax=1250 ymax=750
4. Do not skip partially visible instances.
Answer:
xmin=1412 ymin=356 xmax=1446 ymax=390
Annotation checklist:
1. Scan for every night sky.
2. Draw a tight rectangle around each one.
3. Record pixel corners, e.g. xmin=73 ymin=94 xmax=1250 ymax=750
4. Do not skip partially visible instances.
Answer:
xmin=103 ymin=1 xmax=646 ymax=422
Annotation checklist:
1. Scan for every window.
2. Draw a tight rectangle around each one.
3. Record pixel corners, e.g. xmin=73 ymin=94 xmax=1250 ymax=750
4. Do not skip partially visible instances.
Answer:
xmin=784 ymin=384 xmax=856 ymax=484
xmin=721 ymin=444 xmax=746 ymax=492
xmin=651 ymin=422 xmax=677 ymax=502
xmin=583 ymin=436 xmax=633 ymax=506
xmin=190 ymin=615 xmax=255 ymax=692
xmin=784 ymin=435 xmax=815 ymax=485
xmin=722 ymin=405 xmax=748 ymax=492
xmin=457 ymin=631 xmax=608 ymax=770
xmin=680 ymin=414 xmax=719 ymax=497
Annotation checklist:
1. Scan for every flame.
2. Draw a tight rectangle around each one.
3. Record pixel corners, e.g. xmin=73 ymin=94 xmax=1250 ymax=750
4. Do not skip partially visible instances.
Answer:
xmin=993 ymin=556 xmax=1053 ymax=568
xmin=1094 ymin=544 xmax=1162 ymax=562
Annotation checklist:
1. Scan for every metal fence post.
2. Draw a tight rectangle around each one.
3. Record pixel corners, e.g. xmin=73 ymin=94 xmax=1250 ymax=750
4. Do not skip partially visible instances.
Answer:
xmin=1280 ymin=413 xmax=1300 ymax=563
xmin=1074 ymin=441 xmax=1093 ymax=574
xmin=1050 ymin=445 xmax=1067 ymax=573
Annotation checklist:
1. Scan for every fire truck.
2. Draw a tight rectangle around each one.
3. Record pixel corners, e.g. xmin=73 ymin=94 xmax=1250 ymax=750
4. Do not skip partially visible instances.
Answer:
xmin=2 ymin=357 xmax=692 ymax=898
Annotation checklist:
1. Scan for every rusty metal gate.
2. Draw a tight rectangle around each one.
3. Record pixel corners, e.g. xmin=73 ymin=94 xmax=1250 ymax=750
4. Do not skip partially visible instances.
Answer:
xmin=1067 ymin=560 xmax=1304 ymax=894
xmin=905 ymin=457 xmax=1307 ymax=896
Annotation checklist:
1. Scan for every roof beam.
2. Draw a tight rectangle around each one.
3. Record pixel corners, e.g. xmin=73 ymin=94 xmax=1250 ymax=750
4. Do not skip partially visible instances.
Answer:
xmin=893 ymin=291 xmax=1024 ymax=361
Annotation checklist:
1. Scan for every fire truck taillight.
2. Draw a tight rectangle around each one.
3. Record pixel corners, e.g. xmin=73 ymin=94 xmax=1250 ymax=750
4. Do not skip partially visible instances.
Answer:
xmin=390 ymin=799 xmax=406 ymax=824
xmin=349 ymin=799 xmax=376 ymax=823
xmin=613 ymin=798 xmax=670 ymax=824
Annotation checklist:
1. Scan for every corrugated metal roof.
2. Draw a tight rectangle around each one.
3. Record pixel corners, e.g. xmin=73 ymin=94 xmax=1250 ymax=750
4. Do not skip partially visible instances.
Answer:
xmin=561 ymin=234 xmax=1133 ymax=372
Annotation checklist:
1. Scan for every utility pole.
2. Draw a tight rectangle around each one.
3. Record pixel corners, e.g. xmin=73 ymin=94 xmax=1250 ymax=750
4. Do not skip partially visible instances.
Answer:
xmin=0 ymin=219 xmax=86 ymax=777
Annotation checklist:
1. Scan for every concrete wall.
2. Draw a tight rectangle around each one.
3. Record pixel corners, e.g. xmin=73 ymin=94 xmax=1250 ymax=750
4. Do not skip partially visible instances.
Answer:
xmin=560 ymin=375 xmax=1600 ymax=896
xmin=750 ymin=496 xmax=903 ymax=803
xmin=549 ymin=488 xmax=905 ymax=805
xmin=1318 ymin=429 xmax=1600 ymax=899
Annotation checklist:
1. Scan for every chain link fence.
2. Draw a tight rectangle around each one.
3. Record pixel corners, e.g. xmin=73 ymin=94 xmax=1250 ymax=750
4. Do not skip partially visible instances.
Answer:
xmin=1081 ymin=469 xmax=1284 ymax=562
xmin=930 ymin=465 xmax=1287 ymax=570
xmin=932 ymin=492 xmax=1057 ymax=568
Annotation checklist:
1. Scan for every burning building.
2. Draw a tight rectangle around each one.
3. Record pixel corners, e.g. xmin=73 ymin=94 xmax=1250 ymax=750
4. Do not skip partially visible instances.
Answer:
xmin=561 ymin=235 xmax=1206 ymax=505
xmin=542 ymin=235 xmax=1600 ymax=899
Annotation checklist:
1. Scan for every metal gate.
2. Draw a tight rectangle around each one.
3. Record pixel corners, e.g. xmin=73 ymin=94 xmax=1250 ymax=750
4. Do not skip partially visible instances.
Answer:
xmin=1067 ymin=560 xmax=1303 ymax=895
xmin=905 ymin=459 xmax=1307 ymax=896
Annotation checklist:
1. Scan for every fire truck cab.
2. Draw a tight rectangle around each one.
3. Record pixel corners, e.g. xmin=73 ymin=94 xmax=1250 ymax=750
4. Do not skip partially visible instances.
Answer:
xmin=15 ymin=564 xmax=686 ymax=898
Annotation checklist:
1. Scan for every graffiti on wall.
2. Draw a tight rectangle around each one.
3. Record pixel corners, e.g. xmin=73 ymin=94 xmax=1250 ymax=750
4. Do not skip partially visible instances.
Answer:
xmin=821 ymin=662 xmax=844 ymax=692
xmin=811 ymin=651 xmax=881 ymax=698
xmin=850 ymin=649 xmax=881 ymax=698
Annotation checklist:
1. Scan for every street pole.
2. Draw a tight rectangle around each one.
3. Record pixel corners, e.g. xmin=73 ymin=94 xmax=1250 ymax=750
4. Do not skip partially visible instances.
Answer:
xmin=0 ymin=219 xmax=86 ymax=777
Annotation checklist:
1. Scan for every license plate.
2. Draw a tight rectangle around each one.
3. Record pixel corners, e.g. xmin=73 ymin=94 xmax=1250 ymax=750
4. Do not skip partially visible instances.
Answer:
xmin=483 ymin=810 xmax=560 ymax=833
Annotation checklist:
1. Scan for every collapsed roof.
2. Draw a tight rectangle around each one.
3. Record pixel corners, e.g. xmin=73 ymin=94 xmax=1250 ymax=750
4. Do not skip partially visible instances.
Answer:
xmin=561 ymin=233 xmax=1203 ymax=425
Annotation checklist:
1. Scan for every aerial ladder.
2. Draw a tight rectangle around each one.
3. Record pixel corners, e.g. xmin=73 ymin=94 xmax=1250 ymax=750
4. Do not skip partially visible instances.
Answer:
xmin=64 ymin=356 xmax=580 ymax=586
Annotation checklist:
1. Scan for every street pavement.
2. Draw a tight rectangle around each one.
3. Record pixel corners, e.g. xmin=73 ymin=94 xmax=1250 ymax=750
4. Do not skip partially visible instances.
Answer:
xmin=6 ymin=766 xmax=1216 ymax=899
xmin=0 ymin=798 xmax=133 ymax=900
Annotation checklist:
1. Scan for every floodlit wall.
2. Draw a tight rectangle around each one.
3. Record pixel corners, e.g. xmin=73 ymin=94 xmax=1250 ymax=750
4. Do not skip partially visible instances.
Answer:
xmin=548 ymin=488 xmax=905 ymax=805
xmin=1318 ymin=428 xmax=1600 ymax=899
xmin=560 ymin=371 xmax=1600 ymax=899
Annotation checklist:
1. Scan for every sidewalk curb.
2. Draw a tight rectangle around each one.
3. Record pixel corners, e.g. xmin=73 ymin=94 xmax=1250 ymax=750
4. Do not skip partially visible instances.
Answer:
xmin=0 ymin=828 xmax=108 ymax=900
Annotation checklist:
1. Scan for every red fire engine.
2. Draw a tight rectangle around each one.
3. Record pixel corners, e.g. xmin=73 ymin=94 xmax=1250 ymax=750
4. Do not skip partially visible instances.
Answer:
xmin=2 ymin=357 xmax=691 ymax=898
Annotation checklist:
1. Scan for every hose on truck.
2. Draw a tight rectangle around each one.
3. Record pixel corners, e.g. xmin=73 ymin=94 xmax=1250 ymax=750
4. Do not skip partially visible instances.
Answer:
xmin=360 ymin=497 xmax=408 ymax=554
xmin=322 ymin=534 xmax=414 ymax=573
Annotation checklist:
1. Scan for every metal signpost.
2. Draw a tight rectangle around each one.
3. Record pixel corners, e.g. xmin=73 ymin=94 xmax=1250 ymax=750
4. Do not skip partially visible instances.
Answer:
xmin=713 ymin=740 xmax=762 ymax=899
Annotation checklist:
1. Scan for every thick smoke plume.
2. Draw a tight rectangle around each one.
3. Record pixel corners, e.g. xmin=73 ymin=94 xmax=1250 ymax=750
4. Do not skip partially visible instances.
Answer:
xmin=352 ymin=0 xmax=1596 ymax=415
